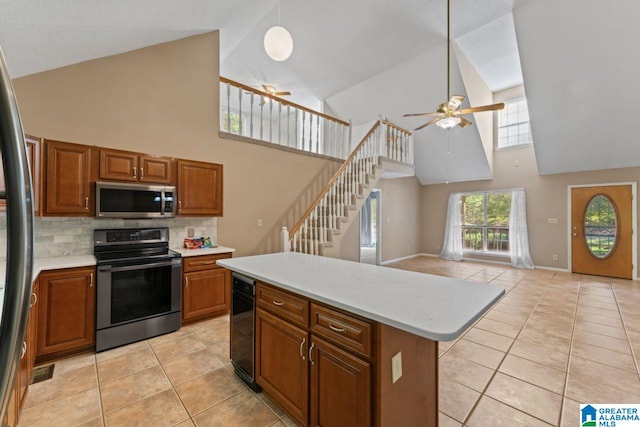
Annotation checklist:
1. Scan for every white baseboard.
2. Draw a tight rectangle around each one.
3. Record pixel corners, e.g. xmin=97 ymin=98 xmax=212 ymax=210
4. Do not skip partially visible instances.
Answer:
xmin=533 ymin=265 xmax=570 ymax=273
xmin=416 ymin=253 xmax=570 ymax=272
xmin=380 ymin=253 xmax=422 ymax=265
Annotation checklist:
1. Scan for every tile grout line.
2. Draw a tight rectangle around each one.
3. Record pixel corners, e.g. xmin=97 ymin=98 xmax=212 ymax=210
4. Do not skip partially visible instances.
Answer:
xmin=554 ymin=274 xmax=583 ymax=427
xmin=462 ymin=271 xmax=574 ymax=426
xmin=609 ymin=281 xmax=640 ymax=381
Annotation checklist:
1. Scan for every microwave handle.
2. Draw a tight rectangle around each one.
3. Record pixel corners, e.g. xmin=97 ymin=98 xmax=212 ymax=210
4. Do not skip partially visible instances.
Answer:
xmin=161 ymin=189 xmax=166 ymax=215
xmin=99 ymin=260 xmax=180 ymax=273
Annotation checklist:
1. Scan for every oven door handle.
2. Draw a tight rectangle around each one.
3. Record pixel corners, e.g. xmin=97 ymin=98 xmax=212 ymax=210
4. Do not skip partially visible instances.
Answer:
xmin=98 ymin=260 xmax=180 ymax=273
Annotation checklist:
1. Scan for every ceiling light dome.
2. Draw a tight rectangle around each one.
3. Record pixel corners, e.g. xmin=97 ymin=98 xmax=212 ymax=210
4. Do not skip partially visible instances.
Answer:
xmin=436 ymin=116 xmax=461 ymax=129
xmin=264 ymin=26 xmax=293 ymax=61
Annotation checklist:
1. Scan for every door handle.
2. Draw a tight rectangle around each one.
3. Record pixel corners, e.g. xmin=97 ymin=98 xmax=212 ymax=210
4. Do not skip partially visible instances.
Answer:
xmin=299 ymin=338 xmax=306 ymax=360
xmin=308 ymin=342 xmax=315 ymax=365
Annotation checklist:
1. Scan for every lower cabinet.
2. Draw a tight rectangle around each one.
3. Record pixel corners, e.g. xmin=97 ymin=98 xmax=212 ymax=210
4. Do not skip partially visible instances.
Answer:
xmin=36 ymin=266 xmax=96 ymax=360
xmin=255 ymin=282 xmax=372 ymax=427
xmin=5 ymin=279 xmax=39 ymax=427
xmin=182 ymin=253 xmax=232 ymax=323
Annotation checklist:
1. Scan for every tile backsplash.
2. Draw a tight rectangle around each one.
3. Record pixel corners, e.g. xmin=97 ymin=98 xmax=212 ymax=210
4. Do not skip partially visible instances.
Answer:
xmin=0 ymin=216 xmax=217 ymax=260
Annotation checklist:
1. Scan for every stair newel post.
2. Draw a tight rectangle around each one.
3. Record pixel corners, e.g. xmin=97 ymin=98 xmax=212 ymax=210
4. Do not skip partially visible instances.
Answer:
xmin=281 ymin=226 xmax=290 ymax=252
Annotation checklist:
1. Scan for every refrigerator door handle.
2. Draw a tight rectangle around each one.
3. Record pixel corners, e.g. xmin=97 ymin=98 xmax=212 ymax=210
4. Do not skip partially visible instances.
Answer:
xmin=0 ymin=45 xmax=34 ymax=422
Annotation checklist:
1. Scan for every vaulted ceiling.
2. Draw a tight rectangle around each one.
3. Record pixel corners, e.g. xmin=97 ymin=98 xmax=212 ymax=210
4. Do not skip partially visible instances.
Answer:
xmin=1 ymin=0 xmax=638 ymax=184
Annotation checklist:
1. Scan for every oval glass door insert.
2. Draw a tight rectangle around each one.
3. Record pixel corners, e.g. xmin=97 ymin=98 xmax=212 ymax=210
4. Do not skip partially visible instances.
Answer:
xmin=584 ymin=195 xmax=618 ymax=258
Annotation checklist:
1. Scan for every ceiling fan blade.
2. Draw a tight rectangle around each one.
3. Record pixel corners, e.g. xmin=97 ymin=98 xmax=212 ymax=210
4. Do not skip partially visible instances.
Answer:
xmin=414 ymin=117 xmax=441 ymax=131
xmin=458 ymin=117 xmax=473 ymax=128
xmin=457 ymin=102 xmax=505 ymax=114
xmin=403 ymin=112 xmax=440 ymax=117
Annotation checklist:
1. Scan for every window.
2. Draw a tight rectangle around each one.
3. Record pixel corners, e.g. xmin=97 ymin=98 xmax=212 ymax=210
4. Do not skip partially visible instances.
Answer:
xmin=461 ymin=192 xmax=511 ymax=254
xmin=497 ymin=97 xmax=532 ymax=148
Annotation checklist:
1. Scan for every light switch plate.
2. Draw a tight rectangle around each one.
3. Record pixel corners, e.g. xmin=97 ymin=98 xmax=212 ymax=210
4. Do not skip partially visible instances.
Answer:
xmin=187 ymin=228 xmax=195 ymax=237
xmin=391 ymin=351 xmax=402 ymax=384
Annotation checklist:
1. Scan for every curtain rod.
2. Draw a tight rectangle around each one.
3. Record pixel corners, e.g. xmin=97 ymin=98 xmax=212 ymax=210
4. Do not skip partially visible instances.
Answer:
xmin=453 ymin=188 xmax=524 ymax=196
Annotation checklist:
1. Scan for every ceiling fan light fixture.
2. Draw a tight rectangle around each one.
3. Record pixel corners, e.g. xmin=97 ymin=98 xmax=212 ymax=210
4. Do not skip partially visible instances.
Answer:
xmin=264 ymin=25 xmax=293 ymax=61
xmin=436 ymin=116 xmax=461 ymax=129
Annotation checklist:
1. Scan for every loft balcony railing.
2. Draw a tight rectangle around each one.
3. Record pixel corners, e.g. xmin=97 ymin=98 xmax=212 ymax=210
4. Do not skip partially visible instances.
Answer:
xmin=220 ymin=77 xmax=351 ymax=159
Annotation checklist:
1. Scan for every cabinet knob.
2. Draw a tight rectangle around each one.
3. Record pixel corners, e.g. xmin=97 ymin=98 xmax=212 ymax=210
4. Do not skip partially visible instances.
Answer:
xmin=329 ymin=323 xmax=347 ymax=334
xmin=178 ymin=201 xmax=182 ymax=212
xmin=272 ymin=300 xmax=284 ymax=307
xmin=20 ymin=342 xmax=26 ymax=360
xmin=299 ymin=337 xmax=306 ymax=361
xmin=140 ymin=167 xmax=144 ymax=180
xmin=133 ymin=166 xmax=137 ymax=179
xmin=84 ymin=197 xmax=89 ymax=210
xmin=30 ymin=292 xmax=37 ymax=308
xmin=89 ymin=273 xmax=94 ymax=287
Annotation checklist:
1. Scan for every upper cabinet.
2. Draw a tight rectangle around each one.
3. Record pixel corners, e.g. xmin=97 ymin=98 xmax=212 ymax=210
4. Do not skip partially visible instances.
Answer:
xmin=0 ymin=135 xmax=41 ymax=215
xmin=42 ymin=139 xmax=95 ymax=216
xmin=177 ymin=160 xmax=223 ymax=216
xmin=100 ymin=148 xmax=175 ymax=185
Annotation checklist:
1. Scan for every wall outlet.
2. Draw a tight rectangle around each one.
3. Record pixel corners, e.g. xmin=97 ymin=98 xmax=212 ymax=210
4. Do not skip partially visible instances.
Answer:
xmin=257 ymin=218 xmax=263 ymax=227
xmin=187 ymin=228 xmax=195 ymax=237
xmin=547 ymin=217 xmax=558 ymax=224
xmin=391 ymin=351 xmax=402 ymax=384
xmin=552 ymin=254 xmax=559 ymax=261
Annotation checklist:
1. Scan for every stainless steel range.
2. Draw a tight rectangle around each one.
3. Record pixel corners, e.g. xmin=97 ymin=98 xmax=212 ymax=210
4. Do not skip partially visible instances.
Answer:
xmin=94 ymin=227 xmax=182 ymax=352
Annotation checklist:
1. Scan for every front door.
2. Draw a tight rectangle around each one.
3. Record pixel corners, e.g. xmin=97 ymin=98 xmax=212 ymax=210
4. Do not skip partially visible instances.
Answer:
xmin=571 ymin=185 xmax=633 ymax=279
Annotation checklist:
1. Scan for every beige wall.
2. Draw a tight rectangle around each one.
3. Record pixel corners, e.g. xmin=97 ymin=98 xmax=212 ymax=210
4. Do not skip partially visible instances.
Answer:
xmin=337 ymin=176 xmax=423 ymax=263
xmin=421 ymin=144 xmax=640 ymax=270
xmin=13 ymin=32 xmax=339 ymax=257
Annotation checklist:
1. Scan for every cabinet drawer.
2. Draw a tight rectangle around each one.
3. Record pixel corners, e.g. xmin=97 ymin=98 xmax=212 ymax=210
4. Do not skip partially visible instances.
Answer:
xmin=310 ymin=304 xmax=372 ymax=358
xmin=257 ymin=283 xmax=309 ymax=328
xmin=183 ymin=253 xmax=231 ymax=272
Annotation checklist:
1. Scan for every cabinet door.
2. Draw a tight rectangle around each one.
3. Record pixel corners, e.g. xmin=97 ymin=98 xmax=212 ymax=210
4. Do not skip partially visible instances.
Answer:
xmin=177 ymin=160 xmax=223 ymax=216
xmin=256 ymin=308 xmax=309 ymax=425
xmin=37 ymin=267 xmax=96 ymax=357
xmin=139 ymin=155 xmax=174 ymax=184
xmin=182 ymin=268 xmax=230 ymax=321
xmin=99 ymin=149 xmax=138 ymax=182
xmin=310 ymin=336 xmax=371 ymax=427
xmin=43 ymin=140 xmax=93 ymax=215
xmin=0 ymin=135 xmax=40 ymax=215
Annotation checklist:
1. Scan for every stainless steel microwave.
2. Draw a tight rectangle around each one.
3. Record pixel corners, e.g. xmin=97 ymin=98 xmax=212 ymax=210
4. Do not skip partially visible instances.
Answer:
xmin=95 ymin=182 xmax=176 ymax=218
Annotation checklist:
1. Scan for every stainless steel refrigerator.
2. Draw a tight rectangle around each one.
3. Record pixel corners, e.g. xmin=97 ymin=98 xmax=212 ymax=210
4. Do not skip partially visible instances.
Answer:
xmin=0 ymin=44 xmax=35 ymax=423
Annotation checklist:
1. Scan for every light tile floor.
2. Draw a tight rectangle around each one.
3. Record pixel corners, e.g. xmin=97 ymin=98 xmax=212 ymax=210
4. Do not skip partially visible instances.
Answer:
xmin=20 ymin=256 xmax=640 ymax=426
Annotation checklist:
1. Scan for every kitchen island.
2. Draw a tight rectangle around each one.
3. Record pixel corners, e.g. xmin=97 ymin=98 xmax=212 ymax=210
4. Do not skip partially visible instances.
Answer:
xmin=218 ymin=252 xmax=504 ymax=427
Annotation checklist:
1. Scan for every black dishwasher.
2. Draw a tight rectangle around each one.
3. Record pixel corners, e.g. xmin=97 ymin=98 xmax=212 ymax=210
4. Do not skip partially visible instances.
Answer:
xmin=230 ymin=272 xmax=260 ymax=391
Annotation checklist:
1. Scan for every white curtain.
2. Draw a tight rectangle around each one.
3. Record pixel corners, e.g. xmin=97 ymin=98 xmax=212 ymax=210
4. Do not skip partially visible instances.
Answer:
xmin=440 ymin=193 xmax=463 ymax=261
xmin=509 ymin=189 xmax=534 ymax=269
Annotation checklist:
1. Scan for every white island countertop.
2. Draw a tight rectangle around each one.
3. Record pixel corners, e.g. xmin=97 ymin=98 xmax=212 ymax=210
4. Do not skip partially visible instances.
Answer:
xmin=218 ymin=252 xmax=505 ymax=342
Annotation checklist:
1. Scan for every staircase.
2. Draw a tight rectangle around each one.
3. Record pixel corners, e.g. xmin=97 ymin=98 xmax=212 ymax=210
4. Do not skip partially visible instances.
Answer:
xmin=285 ymin=118 xmax=414 ymax=257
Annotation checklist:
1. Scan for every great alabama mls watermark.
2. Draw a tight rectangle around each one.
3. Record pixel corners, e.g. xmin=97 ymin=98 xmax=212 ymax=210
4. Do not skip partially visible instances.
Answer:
xmin=581 ymin=404 xmax=640 ymax=426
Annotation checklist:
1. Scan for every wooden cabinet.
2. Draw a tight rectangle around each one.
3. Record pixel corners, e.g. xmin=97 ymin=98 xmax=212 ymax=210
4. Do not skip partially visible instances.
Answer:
xmin=256 ymin=307 xmax=309 ymax=424
xmin=255 ymin=282 xmax=373 ymax=427
xmin=36 ymin=267 xmax=96 ymax=359
xmin=42 ymin=140 xmax=94 ymax=216
xmin=4 ymin=279 xmax=39 ymax=427
xmin=177 ymin=159 xmax=223 ymax=216
xmin=0 ymin=135 xmax=41 ymax=215
xmin=99 ymin=148 xmax=174 ymax=184
xmin=182 ymin=253 xmax=232 ymax=323
xmin=310 ymin=336 xmax=371 ymax=427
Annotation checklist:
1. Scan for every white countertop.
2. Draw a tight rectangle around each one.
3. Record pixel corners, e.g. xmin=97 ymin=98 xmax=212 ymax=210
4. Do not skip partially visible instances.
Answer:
xmin=218 ymin=252 xmax=505 ymax=342
xmin=172 ymin=246 xmax=235 ymax=257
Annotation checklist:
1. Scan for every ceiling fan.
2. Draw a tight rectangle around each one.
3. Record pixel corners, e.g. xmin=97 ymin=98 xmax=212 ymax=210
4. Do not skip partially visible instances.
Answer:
xmin=262 ymin=84 xmax=291 ymax=97
xmin=403 ymin=0 xmax=504 ymax=130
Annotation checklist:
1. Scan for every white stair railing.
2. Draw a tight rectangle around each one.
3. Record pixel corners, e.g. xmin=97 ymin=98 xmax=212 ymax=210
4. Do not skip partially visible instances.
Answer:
xmin=220 ymin=77 xmax=351 ymax=159
xmin=287 ymin=118 xmax=412 ymax=255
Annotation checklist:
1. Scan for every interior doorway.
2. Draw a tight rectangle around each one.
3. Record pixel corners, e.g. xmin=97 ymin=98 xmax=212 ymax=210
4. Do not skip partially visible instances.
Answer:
xmin=570 ymin=184 xmax=635 ymax=279
xmin=360 ymin=189 xmax=381 ymax=265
